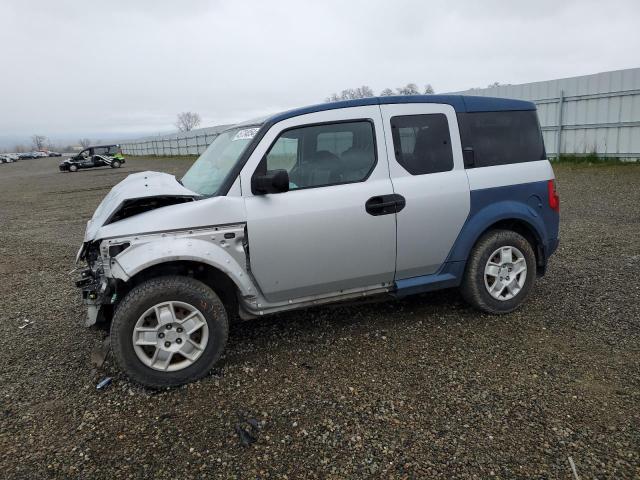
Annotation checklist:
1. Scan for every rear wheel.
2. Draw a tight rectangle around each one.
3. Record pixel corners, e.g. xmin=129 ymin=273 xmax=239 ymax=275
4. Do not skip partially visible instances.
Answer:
xmin=460 ymin=229 xmax=536 ymax=314
xmin=110 ymin=276 xmax=228 ymax=388
xmin=69 ymin=164 xmax=78 ymax=172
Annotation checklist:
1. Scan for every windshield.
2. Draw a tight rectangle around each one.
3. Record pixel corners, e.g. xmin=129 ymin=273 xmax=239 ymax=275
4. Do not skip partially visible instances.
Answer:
xmin=181 ymin=126 xmax=261 ymax=196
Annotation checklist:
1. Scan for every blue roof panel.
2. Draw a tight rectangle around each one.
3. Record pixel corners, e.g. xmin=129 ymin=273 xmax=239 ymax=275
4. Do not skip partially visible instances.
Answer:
xmin=461 ymin=95 xmax=536 ymax=112
xmin=267 ymin=95 xmax=536 ymax=124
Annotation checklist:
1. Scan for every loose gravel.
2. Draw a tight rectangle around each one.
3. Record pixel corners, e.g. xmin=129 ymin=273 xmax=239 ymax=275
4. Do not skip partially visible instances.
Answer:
xmin=0 ymin=157 xmax=638 ymax=479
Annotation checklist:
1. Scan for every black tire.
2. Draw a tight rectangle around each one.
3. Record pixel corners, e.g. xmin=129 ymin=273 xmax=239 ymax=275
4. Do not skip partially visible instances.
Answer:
xmin=111 ymin=160 xmax=121 ymax=168
xmin=460 ymin=229 xmax=536 ymax=314
xmin=69 ymin=164 xmax=78 ymax=172
xmin=111 ymin=276 xmax=228 ymax=388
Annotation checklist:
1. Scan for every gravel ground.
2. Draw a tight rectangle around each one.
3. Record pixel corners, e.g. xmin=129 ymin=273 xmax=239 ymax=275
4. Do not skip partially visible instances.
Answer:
xmin=0 ymin=157 xmax=638 ymax=479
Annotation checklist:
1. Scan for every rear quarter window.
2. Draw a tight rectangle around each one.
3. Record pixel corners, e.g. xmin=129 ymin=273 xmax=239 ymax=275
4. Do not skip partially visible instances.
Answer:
xmin=390 ymin=114 xmax=454 ymax=175
xmin=457 ymin=110 xmax=546 ymax=168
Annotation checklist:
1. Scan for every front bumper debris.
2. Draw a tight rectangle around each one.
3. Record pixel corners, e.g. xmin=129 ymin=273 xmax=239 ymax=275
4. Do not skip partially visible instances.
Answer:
xmin=76 ymin=267 xmax=113 ymax=326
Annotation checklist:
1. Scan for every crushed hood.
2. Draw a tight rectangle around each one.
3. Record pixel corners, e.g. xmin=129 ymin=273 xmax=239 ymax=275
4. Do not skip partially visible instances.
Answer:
xmin=84 ymin=171 xmax=199 ymax=242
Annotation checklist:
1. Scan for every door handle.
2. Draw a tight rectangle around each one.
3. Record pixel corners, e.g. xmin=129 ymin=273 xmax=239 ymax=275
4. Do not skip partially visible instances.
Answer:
xmin=365 ymin=194 xmax=406 ymax=216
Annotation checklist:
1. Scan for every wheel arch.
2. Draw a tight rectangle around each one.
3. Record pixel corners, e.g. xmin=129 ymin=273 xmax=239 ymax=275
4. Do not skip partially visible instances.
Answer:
xmin=117 ymin=260 xmax=240 ymax=321
xmin=448 ymin=200 xmax=548 ymax=273
xmin=479 ymin=218 xmax=544 ymax=270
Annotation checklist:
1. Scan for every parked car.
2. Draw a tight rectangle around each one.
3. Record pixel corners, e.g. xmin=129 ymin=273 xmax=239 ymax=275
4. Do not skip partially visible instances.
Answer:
xmin=59 ymin=145 xmax=125 ymax=172
xmin=18 ymin=152 xmax=36 ymax=159
xmin=0 ymin=153 xmax=18 ymax=162
xmin=75 ymin=95 xmax=559 ymax=388
xmin=48 ymin=151 xmax=62 ymax=157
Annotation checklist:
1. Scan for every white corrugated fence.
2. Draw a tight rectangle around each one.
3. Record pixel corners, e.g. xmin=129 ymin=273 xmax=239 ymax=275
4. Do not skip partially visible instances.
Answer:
xmin=120 ymin=124 xmax=232 ymax=156
xmin=453 ymin=68 xmax=640 ymax=159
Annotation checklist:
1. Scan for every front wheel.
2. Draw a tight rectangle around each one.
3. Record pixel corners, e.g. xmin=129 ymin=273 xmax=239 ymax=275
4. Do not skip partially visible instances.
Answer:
xmin=111 ymin=160 xmax=121 ymax=168
xmin=110 ymin=276 xmax=228 ymax=388
xmin=69 ymin=164 xmax=78 ymax=172
xmin=460 ymin=229 xmax=536 ymax=314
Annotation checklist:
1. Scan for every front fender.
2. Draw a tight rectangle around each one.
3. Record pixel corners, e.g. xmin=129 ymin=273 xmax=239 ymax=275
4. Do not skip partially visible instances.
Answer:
xmin=106 ymin=227 xmax=257 ymax=297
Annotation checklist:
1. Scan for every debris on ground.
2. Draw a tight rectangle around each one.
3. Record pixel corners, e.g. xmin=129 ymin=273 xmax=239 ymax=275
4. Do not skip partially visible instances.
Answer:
xmin=568 ymin=456 xmax=580 ymax=480
xmin=235 ymin=414 xmax=261 ymax=447
xmin=96 ymin=377 xmax=113 ymax=390
xmin=17 ymin=319 xmax=34 ymax=329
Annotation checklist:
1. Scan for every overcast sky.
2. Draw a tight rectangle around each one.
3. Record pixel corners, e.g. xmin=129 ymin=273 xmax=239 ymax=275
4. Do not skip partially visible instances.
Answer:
xmin=1 ymin=0 xmax=639 ymax=146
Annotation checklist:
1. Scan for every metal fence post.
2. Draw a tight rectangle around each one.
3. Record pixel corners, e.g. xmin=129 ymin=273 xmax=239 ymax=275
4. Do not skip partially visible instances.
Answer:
xmin=555 ymin=90 xmax=564 ymax=158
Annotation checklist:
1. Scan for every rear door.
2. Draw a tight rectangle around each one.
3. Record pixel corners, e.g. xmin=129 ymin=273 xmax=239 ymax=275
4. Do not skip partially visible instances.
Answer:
xmin=241 ymin=106 xmax=397 ymax=303
xmin=380 ymin=103 xmax=470 ymax=279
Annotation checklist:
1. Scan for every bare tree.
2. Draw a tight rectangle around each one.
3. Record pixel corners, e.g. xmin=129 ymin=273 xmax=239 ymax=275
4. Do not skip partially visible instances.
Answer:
xmin=175 ymin=112 xmax=202 ymax=132
xmin=31 ymin=135 xmax=47 ymax=150
xmin=353 ymin=85 xmax=374 ymax=98
xmin=487 ymin=81 xmax=502 ymax=88
xmin=327 ymin=83 xmax=433 ymax=101
xmin=325 ymin=85 xmax=375 ymax=102
xmin=79 ymin=138 xmax=92 ymax=149
xmin=396 ymin=83 xmax=420 ymax=95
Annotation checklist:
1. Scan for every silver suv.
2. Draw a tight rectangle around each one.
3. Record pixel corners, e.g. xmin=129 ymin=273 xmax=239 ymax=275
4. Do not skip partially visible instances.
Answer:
xmin=76 ymin=95 xmax=559 ymax=387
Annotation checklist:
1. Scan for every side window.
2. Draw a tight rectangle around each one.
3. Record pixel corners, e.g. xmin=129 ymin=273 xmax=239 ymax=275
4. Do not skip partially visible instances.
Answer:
xmin=457 ymin=110 xmax=546 ymax=167
xmin=262 ymin=121 xmax=376 ymax=190
xmin=317 ymin=131 xmax=353 ymax=157
xmin=265 ymin=135 xmax=298 ymax=172
xmin=390 ymin=114 xmax=453 ymax=175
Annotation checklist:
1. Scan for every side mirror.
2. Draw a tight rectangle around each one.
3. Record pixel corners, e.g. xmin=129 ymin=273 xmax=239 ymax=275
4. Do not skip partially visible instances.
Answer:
xmin=252 ymin=169 xmax=290 ymax=195
xmin=463 ymin=147 xmax=475 ymax=168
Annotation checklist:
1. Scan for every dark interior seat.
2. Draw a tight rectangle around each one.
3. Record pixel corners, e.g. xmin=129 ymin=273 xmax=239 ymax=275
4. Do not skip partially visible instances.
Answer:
xmin=289 ymin=150 xmax=343 ymax=188
xmin=340 ymin=146 xmax=375 ymax=181
xmin=411 ymin=128 xmax=451 ymax=173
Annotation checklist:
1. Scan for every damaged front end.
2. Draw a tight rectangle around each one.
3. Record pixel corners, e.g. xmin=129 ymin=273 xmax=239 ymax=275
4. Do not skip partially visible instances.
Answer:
xmin=76 ymin=241 xmax=117 ymax=326
xmin=75 ymin=171 xmax=200 ymax=326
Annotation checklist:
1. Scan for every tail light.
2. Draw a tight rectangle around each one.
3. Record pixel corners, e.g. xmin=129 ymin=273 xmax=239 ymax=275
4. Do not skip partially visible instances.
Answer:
xmin=547 ymin=179 xmax=560 ymax=212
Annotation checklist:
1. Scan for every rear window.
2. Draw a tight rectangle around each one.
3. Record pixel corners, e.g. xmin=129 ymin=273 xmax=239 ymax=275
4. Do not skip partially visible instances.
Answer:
xmin=93 ymin=146 xmax=119 ymax=155
xmin=457 ymin=110 xmax=546 ymax=168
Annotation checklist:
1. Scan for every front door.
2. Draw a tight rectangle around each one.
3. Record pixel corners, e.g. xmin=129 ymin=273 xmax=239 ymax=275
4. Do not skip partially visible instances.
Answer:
xmin=380 ymin=103 xmax=470 ymax=279
xmin=242 ymin=106 xmax=397 ymax=303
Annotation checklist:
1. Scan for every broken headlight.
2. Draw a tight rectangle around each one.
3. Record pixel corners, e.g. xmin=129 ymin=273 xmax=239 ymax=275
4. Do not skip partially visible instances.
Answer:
xmin=108 ymin=242 xmax=130 ymax=258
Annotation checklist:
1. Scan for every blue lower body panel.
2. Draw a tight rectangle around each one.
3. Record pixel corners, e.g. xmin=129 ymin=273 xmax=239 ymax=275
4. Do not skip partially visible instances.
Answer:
xmin=394 ymin=261 xmax=465 ymax=297
xmin=393 ymin=180 xmax=560 ymax=298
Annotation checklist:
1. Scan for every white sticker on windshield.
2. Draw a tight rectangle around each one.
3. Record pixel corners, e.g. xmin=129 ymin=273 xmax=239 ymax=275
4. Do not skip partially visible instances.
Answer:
xmin=233 ymin=128 xmax=259 ymax=141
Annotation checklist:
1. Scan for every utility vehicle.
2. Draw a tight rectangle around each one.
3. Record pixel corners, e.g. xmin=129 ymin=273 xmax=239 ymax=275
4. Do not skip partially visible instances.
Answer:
xmin=59 ymin=144 xmax=125 ymax=172
xmin=75 ymin=95 xmax=559 ymax=387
